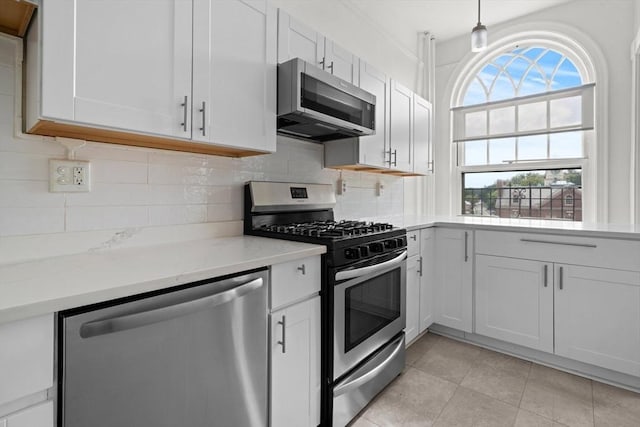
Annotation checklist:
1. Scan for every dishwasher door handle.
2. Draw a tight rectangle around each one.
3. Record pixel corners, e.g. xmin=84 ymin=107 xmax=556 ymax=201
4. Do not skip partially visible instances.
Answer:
xmin=80 ymin=277 xmax=264 ymax=339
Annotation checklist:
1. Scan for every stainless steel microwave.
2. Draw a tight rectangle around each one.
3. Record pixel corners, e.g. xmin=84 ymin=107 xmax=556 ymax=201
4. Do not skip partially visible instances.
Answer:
xmin=277 ymin=58 xmax=376 ymax=142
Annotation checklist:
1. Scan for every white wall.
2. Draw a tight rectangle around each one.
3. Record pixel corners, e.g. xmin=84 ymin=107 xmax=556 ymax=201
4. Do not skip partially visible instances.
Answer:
xmin=0 ymin=35 xmax=404 ymax=247
xmin=434 ymin=0 xmax=635 ymax=224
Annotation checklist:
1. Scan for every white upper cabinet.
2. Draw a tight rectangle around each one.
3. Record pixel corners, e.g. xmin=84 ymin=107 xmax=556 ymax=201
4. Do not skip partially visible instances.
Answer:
xmin=357 ymin=61 xmax=388 ymax=168
xmin=413 ymin=94 xmax=433 ymax=175
xmin=192 ymin=0 xmax=276 ymax=152
xmin=323 ymin=39 xmax=358 ymax=84
xmin=277 ymin=10 xmax=357 ymax=84
xmin=388 ymin=79 xmax=413 ymax=172
xmin=277 ymin=9 xmax=324 ymax=66
xmin=26 ymin=0 xmax=276 ymax=156
xmin=39 ymin=0 xmax=193 ymax=138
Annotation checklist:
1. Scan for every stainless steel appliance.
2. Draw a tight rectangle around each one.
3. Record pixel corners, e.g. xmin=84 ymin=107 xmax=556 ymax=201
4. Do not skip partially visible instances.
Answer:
xmin=244 ymin=181 xmax=406 ymax=427
xmin=277 ymin=58 xmax=376 ymax=142
xmin=58 ymin=269 xmax=269 ymax=427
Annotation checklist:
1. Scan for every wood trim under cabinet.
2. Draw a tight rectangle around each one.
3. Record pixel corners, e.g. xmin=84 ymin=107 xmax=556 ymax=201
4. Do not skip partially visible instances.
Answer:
xmin=326 ymin=165 xmax=425 ymax=177
xmin=28 ymin=120 xmax=269 ymax=157
xmin=0 ymin=0 xmax=36 ymax=37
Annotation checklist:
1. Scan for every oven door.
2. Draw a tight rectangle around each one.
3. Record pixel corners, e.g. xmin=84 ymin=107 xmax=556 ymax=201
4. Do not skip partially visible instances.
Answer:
xmin=332 ymin=249 xmax=406 ymax=380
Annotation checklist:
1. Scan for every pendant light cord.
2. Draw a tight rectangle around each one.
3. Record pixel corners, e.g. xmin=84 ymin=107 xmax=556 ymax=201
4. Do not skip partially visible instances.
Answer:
xmin=477 ymin=0 xmax=482 ymax=25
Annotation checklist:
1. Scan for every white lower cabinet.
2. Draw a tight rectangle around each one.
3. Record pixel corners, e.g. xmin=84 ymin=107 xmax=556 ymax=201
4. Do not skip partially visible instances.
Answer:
xmin=405 ymin=254 xmax=421 ymax=343
xmin=554 ymin=264 xmax=640 ymax=377
xmin=2 ymin=401 xmax=53 ymax=427
xmin=434 ymin=228 xmax=473 ymax=333
xmin=475 ymin=255 xmax=553 ymax=352
xmin=474 ymin=230 xmax=640 ymax=377
xmin=405 ymin=228 xmax=435 ymax=345
xmin=269 ymin=256 xmax=321 ymax=427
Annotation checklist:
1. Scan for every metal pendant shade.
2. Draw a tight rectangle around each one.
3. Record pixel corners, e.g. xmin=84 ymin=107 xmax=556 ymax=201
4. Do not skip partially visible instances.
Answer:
xmin=471 ymin=0 xmax=488 ymax=52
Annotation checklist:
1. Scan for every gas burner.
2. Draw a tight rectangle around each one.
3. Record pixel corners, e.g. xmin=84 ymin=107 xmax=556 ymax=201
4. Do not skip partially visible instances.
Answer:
xmin=259 ymin=220 xmax=395 ymax=239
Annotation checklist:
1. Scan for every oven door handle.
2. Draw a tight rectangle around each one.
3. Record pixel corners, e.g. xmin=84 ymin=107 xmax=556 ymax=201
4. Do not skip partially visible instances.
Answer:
xmin=333 ymin=334 xmax=404 ymax=397
xmin=335 ymin=250 xmax=407 ymax=281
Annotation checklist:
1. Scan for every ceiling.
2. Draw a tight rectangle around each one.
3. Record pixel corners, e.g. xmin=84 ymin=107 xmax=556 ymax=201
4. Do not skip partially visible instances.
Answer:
xmin=275 ymin=0 xmax=574 ymax=53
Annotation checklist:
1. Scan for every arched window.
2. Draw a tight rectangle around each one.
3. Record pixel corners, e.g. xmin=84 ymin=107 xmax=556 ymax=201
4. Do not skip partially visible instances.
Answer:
xmin=454 ymin=43 xmax=594 ymax=222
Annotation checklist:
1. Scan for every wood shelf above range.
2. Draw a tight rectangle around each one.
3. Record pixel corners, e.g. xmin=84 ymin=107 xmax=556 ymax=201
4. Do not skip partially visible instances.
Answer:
xmin=0 ymin=0 xmax=37 ymax=37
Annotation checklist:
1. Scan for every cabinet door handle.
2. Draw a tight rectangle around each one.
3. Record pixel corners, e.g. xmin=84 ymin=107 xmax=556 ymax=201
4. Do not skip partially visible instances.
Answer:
xmin=319 ymin=58 xmax=325 ymax=70
xmin=392 ymin=149 xmax=397 ymax=167
xmin=180 ymin=95 xmax=188 ymax=132
xmin=410 ymin=234 xmax=417 ymax=241
xmin=543 ymin=264 xmax=548 ymax=287
xmin=199 ymin=101 xmax=206 ymax=136
xmin=277 ymin=315 xmax=286 ymax=353
xmin=328 ymin=61 xmax=334 ymax=74
xmin=464 ymin=231 xmax=469 ymax=262
xmin=385 ymin=149 xmax=392 ymax=166
xmin=418 ymin=256 xmax=423 ymax=277
xmin=297 ymin=264 xmax=306 ymax=275
xmin=559 ymin=266 xmax=564 ymax=290
xmin=520 ymin=238 xmax=597 ymax=248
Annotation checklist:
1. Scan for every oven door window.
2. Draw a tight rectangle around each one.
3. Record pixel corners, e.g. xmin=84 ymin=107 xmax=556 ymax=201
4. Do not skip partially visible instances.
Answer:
xmin=344 ymin=268 xmax=401 ymax=352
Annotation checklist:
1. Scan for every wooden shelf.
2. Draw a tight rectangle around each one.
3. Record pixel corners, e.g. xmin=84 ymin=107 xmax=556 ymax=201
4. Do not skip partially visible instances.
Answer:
xmin=0 ymin=0 xmax=37 ymax=38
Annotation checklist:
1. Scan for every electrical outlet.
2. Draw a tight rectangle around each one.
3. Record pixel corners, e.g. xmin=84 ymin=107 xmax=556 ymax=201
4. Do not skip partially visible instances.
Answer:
xmin=376 ymin=182 xmax=384 ymax=196
xmin=50 ymin=160 xmax=91 ymax=192
xmin=337 ymin=179 xmax=347 ymax=195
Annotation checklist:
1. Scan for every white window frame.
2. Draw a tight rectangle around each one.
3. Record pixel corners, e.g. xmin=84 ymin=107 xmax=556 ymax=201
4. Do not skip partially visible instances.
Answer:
xmin=448 ymin=30 xmax=603 ymax=223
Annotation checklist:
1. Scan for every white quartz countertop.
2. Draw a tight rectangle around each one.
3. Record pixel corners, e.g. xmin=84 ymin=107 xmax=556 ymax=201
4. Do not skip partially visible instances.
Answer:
xmin=0 ymin=236 xmax=325 ymax=325
xmin=402 ymin=215 xmax=640 ymax=240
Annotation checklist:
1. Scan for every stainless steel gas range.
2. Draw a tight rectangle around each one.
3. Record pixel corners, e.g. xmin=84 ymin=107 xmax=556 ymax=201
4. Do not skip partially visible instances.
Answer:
xmin=244 ymin=181 xmax=406 ymax=426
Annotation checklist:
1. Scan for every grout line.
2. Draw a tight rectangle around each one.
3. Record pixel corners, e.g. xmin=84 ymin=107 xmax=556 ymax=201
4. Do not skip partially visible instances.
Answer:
xmin=591 ymin=379 xmax=595 ymax=425
xmin=517 ymin=362 xmax=533 ymax=409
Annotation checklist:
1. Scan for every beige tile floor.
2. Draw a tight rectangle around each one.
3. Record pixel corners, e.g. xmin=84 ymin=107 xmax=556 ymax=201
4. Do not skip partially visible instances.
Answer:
xmin=350 ymin=333 xmax=640 ymax=427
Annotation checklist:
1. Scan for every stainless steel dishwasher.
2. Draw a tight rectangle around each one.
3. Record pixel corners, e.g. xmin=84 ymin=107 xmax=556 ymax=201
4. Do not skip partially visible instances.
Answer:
xmin=58 ymin=268 xmax=268 ymax=427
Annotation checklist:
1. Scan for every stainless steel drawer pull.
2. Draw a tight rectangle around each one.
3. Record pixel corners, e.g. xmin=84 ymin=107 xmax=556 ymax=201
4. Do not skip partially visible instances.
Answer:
xmin=180 ymin=95 xmax=188 ymax=132
xmin=520 ymin=238 xmax=597 ymax=248
xmin=559 ymin=266 xmax=564 ymax=290
xmin=418 ymin=256 xmax=423 ymax=277
xmin=277 ymin=315 xmax=286 ymax=353
xmin=297 ymin=264 xmax=306 ymax=275
xmin=464 ymin=231 xmax=469 ymax=262
xmin=328 ymin=61 xmax=334 ymax=73
xmin=543 ymin=264 xmax=548 ymax=287
xmin=199 ymin=101 xmax=206 ymax=136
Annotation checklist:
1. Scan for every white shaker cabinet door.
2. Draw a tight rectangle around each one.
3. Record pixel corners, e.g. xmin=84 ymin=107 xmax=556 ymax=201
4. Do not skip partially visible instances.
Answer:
xmin=42 ymin=0 xmax=193 ymax=138
xmin=405 ymin=254 xmax=421 ymax=344
xmin=358 ymin=61 xmax=388 ymax=168
xmin=475 ymin=255 xmax=554 ymax=353
xmin=192 ymin=0 xmax=276 ymax=152
xmin=270 ymin=296 xmax=321 ymax=427
xmin=419 ymin=228 xmax=435 ymax=332
xmin=277 ymin=9 xmax=324 ymax=66
xmin=554 ymin=264 xmax=640 ymax=377
xmin=434 ymin=228 xmax=473 ymax=333
xmin=413 ymin=94 xmax=433 ymax=175
xmin=324 ymin=39 xmax=358 ymax=84
xmin=388 ymin=80 xmax=413 ymax=172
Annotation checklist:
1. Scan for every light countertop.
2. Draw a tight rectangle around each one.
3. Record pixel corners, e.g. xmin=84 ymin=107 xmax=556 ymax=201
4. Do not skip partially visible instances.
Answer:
xmin=0 ymin=236 xmax=325 ymax=325
xmin=402 ymin=215 xmax=640 ymax=240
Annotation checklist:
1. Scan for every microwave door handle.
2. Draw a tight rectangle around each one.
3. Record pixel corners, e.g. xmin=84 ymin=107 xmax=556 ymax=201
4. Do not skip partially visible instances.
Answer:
xmin=335 ymin=250 xmax=407 ymax=281
xmin=79 ymin=277 xmax=264 ymax=339
xmin=333 ymin=334 xmax=404 ymax=397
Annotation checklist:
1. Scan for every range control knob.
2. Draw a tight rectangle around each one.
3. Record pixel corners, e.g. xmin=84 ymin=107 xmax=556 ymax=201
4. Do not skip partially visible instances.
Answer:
xmin=396 ymin=237 xmax=407 ymax=248
xmin=344 ymin=247 xmax=361 ymax=260
xmin=358 ymin=245 xmax=370 ymax=257
xmin=369 ymin=242 xmax=384 ymax=253
xmin=384 ymin=239 xmax=398 ymax=249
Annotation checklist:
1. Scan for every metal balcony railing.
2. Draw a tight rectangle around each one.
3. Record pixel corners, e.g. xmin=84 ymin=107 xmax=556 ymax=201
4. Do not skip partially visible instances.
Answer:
xmin=463 ymin=185 xmax=582 ymax=221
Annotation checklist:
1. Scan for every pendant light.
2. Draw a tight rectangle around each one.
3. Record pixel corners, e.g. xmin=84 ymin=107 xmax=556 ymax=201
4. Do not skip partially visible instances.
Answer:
xmin=471 ymin=0 xmax=488 ymax=52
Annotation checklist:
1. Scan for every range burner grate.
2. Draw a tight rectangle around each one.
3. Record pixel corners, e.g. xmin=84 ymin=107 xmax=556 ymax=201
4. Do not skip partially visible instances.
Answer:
xmin=259 ymin=220 xmax=394 ymax=239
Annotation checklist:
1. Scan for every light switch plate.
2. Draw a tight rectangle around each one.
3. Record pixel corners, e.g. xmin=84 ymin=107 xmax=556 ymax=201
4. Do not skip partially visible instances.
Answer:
xmin=49 ymin=159 xmax=91 ymax=192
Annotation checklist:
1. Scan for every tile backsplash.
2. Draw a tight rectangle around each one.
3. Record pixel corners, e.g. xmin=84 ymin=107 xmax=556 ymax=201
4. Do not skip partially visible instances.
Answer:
xmin=0 ymin=39 xmax=404 ymax=241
